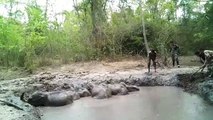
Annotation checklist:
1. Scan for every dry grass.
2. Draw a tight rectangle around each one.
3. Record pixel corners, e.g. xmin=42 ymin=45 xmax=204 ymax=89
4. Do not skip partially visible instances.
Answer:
xmin=179 ymin=56 xmax=202 ymax=67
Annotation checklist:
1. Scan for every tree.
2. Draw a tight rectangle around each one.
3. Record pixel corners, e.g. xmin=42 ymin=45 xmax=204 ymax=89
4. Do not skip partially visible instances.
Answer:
xmin=140 ymin=0 xmax=150 ymax=56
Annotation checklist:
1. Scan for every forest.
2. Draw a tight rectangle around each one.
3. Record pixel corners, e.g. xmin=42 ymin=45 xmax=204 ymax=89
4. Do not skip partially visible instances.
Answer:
xmin=0 ymin=0 xmax=213 ymax=71
xmin=1 ymin=1 xmax=213 ymax=120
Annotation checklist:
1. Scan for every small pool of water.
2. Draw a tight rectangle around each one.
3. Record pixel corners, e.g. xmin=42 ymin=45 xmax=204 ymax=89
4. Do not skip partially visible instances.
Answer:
xmin=40 ymin=87 xmax=213 ymax=120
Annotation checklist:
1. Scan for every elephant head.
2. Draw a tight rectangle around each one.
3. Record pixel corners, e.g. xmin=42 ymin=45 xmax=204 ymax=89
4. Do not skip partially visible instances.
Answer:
xmin=21 ymin=92 xmax=48 ymax=107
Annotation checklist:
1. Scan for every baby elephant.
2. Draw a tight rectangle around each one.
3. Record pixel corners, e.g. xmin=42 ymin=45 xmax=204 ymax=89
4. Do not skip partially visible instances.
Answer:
xmin=21 ymin=91 xmax=73 ymax=107
xmin=87 ymin=84 xmax=112 ymax=99
xmin=108 ymin=84 xmax=129 ymax=95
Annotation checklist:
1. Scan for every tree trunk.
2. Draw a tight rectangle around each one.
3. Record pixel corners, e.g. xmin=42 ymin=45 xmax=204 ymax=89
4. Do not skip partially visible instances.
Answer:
xmin=44 ymin=0 xmax=49 ymax=20
xmin=90 ymin=0 xmax=107 ymax=52
xmin=140 ymin=0 xmax=150 ymax=56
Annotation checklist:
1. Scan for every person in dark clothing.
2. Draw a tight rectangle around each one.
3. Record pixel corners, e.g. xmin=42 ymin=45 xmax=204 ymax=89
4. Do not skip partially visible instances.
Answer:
xmin=148 ymin=49 xmax=157 ymax=72
xmin=170 ymin=41 xmax=180 ymax=68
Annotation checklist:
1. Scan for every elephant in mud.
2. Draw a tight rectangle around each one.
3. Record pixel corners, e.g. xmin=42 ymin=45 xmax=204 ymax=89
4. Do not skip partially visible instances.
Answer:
xmin=108 ymin=83 xmax=140 ymax=95
xmin=86 ymin=83 xmax=140 ymax=99
xmin=21 ymin=91 xmax=74 ymax=107
xmin=124 ymin=85 xmax=140 ymax=92
xmin=87 ymin=84 xmax=112 ymax=99
xmin=78 ymin=89 xmax=91 ymax=97
xmin=126 ymin=86 xmax=140 ymax=92
xmin=108 ymin=83 xmax=129 ymax=95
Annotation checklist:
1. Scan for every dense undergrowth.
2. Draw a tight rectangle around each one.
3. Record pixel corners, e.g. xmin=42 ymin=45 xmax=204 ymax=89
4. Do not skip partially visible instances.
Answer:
xmin=0 ymin=0 xmax=213 ymax=71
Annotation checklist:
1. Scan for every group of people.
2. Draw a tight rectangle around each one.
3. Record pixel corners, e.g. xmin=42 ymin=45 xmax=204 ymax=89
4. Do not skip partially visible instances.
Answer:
xmin=147 ymin=41 xmax=213 ymax=73
xmin=147 ymin=41 xmax=180 ymax=72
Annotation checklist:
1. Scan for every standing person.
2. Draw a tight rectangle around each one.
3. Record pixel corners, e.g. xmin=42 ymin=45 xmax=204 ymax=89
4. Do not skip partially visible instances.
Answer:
xmin=170 ymin=41 xmax=180 ymax=68
xmin=148 ymin=49 xmax=157 ymax=72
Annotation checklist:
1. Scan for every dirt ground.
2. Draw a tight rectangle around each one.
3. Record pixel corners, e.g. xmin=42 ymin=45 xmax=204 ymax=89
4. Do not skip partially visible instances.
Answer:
xmin=0 ymin=56 xmax=201 ymax=81
xmin=34 ymin=56 xmax=201 ymax=75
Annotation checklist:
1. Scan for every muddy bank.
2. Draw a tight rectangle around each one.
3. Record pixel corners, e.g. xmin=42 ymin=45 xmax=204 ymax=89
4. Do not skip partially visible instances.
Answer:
xmin=197 ymin=79 xmax=213 ymax=104
xmin=177 ymin=73 xmax=213 ymax=104
xmin=0 ymin=96 xmax=41 ymax=120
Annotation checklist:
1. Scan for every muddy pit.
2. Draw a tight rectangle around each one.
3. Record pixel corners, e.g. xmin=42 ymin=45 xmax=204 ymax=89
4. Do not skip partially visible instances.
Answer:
xmin=41 ymin=87 xmax=213 ymax=120
xmin=0 ymin=60 xmax=212 ymax=120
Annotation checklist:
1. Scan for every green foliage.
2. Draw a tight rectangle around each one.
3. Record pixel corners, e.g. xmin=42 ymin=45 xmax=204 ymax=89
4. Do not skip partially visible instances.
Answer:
xmin=0 ymin=0 xmax=213 ymax=71
xmin=0 ymin=17 xmax=24 ymax=66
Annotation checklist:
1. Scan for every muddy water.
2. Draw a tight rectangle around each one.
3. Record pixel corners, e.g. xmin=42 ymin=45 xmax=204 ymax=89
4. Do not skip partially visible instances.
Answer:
xmin=40 ymin=87 xmax=213 ymax=120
